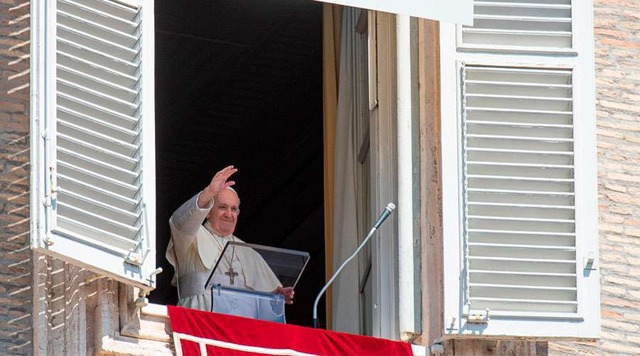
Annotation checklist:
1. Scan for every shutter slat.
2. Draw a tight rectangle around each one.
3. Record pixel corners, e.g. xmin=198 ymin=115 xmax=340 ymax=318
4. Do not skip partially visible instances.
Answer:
xmin=468 ymin=166 xmax=573 ymax=179
xmin=468 ymin=178 xmax=574 ymax=193
xmin=467 ymin=134 xmax=573 ymax=142
xmin=469 ymin=191 xmax=574 ymax=208
xmin=463 ymin=28 xmax=570 ymax=37
xmin=469 ymin=221 xmax=575 ymax=234
xmin=470 ymin=201 xmax=574 ymax=209
xmin=469 ymin=230 xmax=576 ymax=248
xmin=468 ymin=143 xmax=573 ymax=149
xmin=475 ymin=1 xmax=571 ymax=10
xmin=469 ymin=229 xmax=575 ymax=237
xmin=469 ymin=244 xmax=575 ymax=252
xmin=473 ymin=15 xmax=570 ymax=22
xmin=468 ymin=93 xmax=572 ymax=102
xmin=471 ymin=283 xmax=576 ymax=293
xmin=468 ymin=152 xmax=572 ymax=166
xmin=467 ymin=107 xmax=572 ymax=115
xmin=467 ymin=175 xmax=573 ymax=182
xmin=469 ymin=215 xmax=574 ymax=224
xmin=468 ymin=109 xmax=572 ymax=125
xmin=469 ymin=299 xmax=577 ymax=313
xmin=470 ymin=256 xmax=575 ymax=264
xmin=468 ymin=188 xmax=574 ymax=196
xmin=469 ymin=244 xmax=575 ymax=259
xmin=469 ymin=257 xmax=576 ymax=274
xmin=471 ymin=269 xmax=575 ymax=278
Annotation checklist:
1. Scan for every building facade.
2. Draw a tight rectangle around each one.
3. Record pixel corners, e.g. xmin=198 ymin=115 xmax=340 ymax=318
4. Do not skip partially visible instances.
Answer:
xmin=0 ymin=0 xmax=639 ymax=354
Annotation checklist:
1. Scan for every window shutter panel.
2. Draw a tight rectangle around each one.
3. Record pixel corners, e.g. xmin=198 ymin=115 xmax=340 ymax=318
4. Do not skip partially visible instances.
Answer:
xmin=33 ymin=0 xmax=156 ymax=289
xmin=442 ymin=0 xmax=598 ymax=338
xmin=463 ymin=65 xmax=578 ymax=315
xmin=461 ymin=0 xmax=573 ymax=51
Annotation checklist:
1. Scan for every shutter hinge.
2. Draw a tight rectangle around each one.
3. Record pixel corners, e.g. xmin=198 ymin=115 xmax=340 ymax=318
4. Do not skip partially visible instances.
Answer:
xmin=44 ymin=166 xmax=59 ymax=210
xmin=466 ymin=308 xmax=490 ymax=324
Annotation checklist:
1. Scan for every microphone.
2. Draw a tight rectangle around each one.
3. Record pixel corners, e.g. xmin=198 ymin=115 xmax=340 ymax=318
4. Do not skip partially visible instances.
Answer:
xmin=373 ymin=203 xmax=396 ymax=229
xmin=312 ymin=203 xmax=396 ymax=328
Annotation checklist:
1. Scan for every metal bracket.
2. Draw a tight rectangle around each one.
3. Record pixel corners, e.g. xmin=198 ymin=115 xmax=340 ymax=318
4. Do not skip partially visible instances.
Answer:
xmin=125 ymin=254 xmax=143 ymax=266
xmin=584 ymin=253 xmax=597 ymax=271
xmin=147 ymin=267 xmax=163 ymax=285
xmin=466 ymin=309 xmax=490 ymax=324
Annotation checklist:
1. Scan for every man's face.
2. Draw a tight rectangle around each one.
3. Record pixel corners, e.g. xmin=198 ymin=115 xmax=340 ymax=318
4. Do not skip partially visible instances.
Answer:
xmin=207 ymin=189 xmax=240 ymax=236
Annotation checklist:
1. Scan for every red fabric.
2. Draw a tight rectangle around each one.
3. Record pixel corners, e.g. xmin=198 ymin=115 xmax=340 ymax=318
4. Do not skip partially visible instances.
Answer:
xmin=168 ymin=306 xmax=413 ymax=356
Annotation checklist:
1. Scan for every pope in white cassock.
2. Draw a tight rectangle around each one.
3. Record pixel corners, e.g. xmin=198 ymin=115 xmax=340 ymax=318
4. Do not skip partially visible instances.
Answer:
xmin=166 ymin=165 xmax=294 ymax=320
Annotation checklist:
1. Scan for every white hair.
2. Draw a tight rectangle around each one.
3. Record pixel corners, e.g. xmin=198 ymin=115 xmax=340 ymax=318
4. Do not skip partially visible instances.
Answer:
xmin=225 ymin=186 xmax=240 ymax=204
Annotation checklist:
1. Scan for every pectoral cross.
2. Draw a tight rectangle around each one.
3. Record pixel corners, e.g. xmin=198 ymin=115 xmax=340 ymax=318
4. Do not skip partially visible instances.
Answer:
xmin=225 ymin=267 xmax=239 ymax=285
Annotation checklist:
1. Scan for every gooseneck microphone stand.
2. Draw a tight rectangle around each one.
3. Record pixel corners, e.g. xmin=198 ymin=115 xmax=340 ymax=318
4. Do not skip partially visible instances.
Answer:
xmin=312 ymin=203 xmax=396 ymax=328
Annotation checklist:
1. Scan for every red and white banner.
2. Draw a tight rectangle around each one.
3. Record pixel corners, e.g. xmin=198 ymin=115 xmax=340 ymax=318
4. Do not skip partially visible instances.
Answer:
xmin=168 ymin=306 xmax=414 ymax=355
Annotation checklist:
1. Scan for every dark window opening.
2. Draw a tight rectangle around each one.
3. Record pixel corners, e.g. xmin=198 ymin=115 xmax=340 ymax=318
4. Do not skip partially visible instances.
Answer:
xmin=150 ymin=0 xmax=326 ymax=327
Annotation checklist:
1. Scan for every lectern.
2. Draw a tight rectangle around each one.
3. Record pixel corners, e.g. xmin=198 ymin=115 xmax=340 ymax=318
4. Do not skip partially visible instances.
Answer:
xmin=205 ymin=241 xmax=309 ymax=323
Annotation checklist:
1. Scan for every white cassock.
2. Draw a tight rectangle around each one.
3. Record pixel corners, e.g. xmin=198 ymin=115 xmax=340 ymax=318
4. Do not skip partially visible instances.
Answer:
xmin=166 ymin=193 xmax=283 ymax=321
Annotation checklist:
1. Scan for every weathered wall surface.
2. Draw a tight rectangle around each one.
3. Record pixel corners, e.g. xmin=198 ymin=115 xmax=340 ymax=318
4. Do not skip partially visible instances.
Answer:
xmin=550 ymin=0 xmax=640 ymax=354
xmin=0 ymin=0 xmax=33 ymax=354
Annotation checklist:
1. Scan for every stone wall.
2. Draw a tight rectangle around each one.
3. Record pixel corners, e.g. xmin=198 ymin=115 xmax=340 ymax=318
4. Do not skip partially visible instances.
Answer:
xmin=550 ymin=0 xmax=640 ymax=354
xmin=0 ymin=0 xmax=33 ymax=354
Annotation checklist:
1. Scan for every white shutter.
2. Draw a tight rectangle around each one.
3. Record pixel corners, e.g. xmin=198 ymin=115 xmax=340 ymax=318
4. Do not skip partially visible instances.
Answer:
xmin=461 ymin=0 xmax=573 ymax=51
xmin=441 ymin=0 xmax=598 ymax=338
xmin=463 ymin=65 xmax=578 ymax=315
xmin=32 ymin=0 xmax=156 ymax=290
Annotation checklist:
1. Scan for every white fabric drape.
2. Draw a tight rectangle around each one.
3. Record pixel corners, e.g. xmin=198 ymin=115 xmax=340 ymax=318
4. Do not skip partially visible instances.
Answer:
xmin=331 ymin=8 xmax=362 ymax=333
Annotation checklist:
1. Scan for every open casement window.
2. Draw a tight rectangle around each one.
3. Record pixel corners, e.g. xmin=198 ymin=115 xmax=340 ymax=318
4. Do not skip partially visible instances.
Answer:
xmin=32 ymin=0 xmax=157 ymax=290
xmin=441 ymin=0 xmax=599 ymax=338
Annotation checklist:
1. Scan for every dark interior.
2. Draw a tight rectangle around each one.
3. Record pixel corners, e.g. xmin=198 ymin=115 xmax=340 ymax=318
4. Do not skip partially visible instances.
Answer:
xmin=150 ymin=0 xmax=326 ymax=326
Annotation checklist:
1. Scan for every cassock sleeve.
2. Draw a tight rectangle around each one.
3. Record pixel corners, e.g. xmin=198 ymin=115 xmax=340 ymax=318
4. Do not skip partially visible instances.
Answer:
xmin=166 ymin=192 xmax=213 ymax=284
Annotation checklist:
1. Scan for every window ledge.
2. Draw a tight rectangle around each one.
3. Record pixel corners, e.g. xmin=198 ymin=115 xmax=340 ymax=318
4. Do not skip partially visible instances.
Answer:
xmin=121 ymin=303 xmax=173 ymax=343
xmin=97 ymin=332 xmax=173 ymax=356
